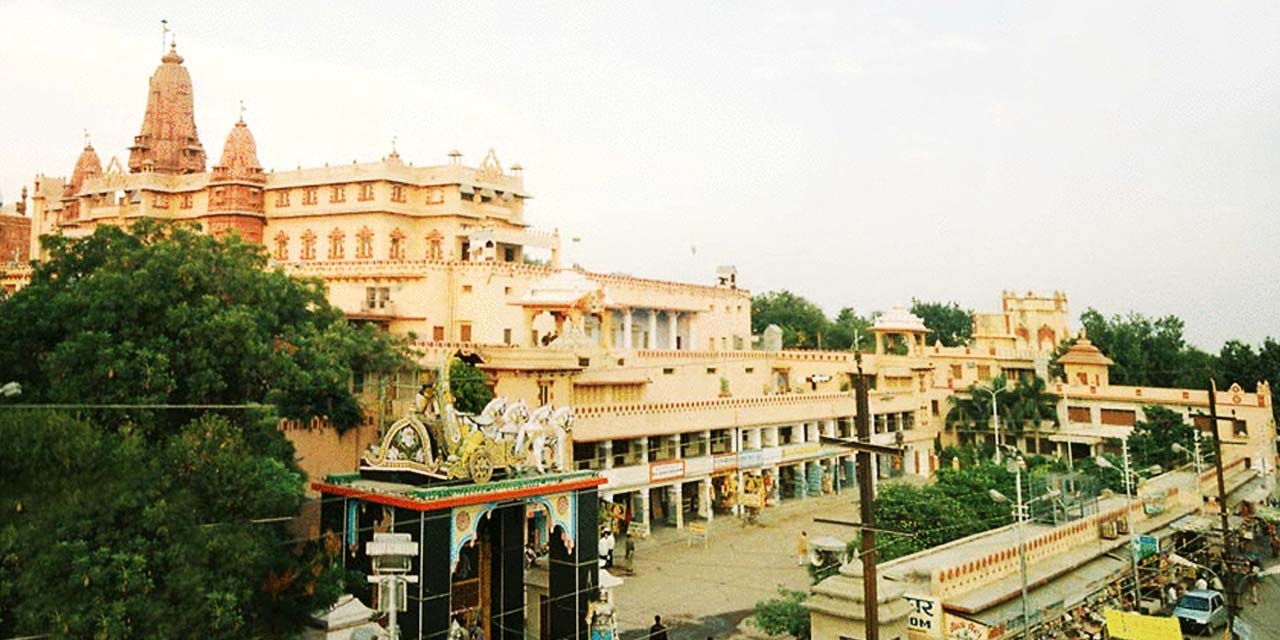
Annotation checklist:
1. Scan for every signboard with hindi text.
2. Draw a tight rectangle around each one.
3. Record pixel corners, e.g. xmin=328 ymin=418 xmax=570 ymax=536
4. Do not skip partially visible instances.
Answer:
xmin=903 ymin=593 xmax=943 ymax=638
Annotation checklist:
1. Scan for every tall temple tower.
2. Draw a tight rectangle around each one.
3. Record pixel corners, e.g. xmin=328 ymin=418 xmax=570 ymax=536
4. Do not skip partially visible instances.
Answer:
xmin=127 ymin=42 xmax=207 ymax=174
xmin=204 ymin=116 xmax=266 ymax=242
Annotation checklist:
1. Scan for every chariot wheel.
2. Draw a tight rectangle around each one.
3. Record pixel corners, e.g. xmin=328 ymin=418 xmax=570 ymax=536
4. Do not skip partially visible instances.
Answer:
xmin=469 ymin=448 xmax=494 ymax=484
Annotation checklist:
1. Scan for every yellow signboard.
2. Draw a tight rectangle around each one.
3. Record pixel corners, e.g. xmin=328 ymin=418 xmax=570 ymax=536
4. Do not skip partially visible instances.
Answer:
xmin=1103 ymin=609 xmax=1182 ymax=640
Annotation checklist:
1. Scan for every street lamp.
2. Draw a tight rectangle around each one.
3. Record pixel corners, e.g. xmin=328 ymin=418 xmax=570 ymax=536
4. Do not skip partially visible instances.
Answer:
xmin=1173 ymin=436 xmax=1203 ymax=501
xmin=1095 ymin=450 xmax=1142 ymax=608
xmin=988 ymin=448 xmax=1061 ymax=639
xmin=973 ymin=385 xmax=1010 ymax=463
xmin=366 ymin=532 xmax=420 ymax=640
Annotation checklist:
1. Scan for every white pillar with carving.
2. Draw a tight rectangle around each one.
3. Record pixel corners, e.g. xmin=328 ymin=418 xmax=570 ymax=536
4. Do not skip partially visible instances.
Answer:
xmin=668 ymin=311 xmax=680 ymax=350
xmin=623 ymin=308 xmax=633 ymax=350
xmin=647 ymin=311 xmax=658 ymax=349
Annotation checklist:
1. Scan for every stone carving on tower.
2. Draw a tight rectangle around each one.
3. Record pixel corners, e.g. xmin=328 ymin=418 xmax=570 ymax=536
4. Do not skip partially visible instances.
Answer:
xmin=203 ymin=115 xmax=266 ymax=242
xmin=60 ymin=142 xmax=102 ymax=221
xmin=127 ymin=42 xmax=207 ymax=174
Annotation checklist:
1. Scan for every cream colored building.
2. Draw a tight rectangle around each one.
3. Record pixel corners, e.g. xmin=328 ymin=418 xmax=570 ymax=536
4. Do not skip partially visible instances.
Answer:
xmin=12 ymin=45 xmax=1276 ymax=540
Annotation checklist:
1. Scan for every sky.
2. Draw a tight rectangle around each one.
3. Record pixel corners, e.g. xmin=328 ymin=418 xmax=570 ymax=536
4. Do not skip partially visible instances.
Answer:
xmin=1 ymin=1 xmax=1277 ymax=351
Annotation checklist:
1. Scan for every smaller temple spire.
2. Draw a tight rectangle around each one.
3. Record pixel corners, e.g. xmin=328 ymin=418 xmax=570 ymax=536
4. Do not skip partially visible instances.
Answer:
xmin=161 ymin=19 xmax=170 ymax=55
xmin=238 ymin=99 xmax=246 ymax=122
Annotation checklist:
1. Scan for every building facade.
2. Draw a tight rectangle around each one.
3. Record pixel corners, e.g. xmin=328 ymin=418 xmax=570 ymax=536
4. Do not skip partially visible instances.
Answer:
xmin=10 ymin=45 xmax=1277 ymax=542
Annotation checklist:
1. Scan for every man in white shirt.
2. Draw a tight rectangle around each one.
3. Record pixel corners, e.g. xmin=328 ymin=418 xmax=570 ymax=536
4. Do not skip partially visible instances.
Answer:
xmin=599 ymin=530 xmax=615 ymax=568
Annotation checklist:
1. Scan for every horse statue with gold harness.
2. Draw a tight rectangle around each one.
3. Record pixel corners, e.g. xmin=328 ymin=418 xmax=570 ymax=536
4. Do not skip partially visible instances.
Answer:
xmin=361 ymin=358 xmax=573 ymax=484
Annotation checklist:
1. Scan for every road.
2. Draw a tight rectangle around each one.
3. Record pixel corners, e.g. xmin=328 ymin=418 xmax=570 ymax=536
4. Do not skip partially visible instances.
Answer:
xmin=613 ymin=491 xmax=863 ymax=640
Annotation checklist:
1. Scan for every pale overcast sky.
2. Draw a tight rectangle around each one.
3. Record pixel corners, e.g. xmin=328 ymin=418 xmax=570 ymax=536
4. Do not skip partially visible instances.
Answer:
xmin=2 ymin=2 xmax=1277 ymax=350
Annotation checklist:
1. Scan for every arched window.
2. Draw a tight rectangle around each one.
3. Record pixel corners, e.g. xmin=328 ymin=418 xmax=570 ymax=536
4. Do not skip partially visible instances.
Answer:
xmin=300 ymin=229 xmax=317 ymax=261
xmin=425 ymin=229 xmax=443 ymax=260
xmin=328 ymin=228 xmax=345 ymax=260
xmin=356 ymin=226 xmax=374 ymax=259
xmin=389 ymin=228 xmax=406 ymax=260
xmin=273 ymin=231 xmax=289 ymax=261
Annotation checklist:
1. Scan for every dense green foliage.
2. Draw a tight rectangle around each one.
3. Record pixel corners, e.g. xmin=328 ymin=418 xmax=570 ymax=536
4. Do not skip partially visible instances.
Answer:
xmin=873 ymin=460 xmax=1020 ymax=561
xmin=0 ymin=222 xmax=408 ymax=638
xmin=0 ymin=221 xmax=408 ymax=434
xmin=1127 ymin=406 xmax=1196 ymax=473
xmin=752 ymin=588 xmax=811 ymax=639
xmin=749 ymin=290 xmax=872 ymax=350
xmin=449 ymin=358 xmax=494 ymax=414
xmin=1077 ymin=309 xmax=1205 ymax=388
xmin=1069 ymin=309 xmax=1279 ymax=422
xmin=910 ymin=299 xmax=973 ymax=347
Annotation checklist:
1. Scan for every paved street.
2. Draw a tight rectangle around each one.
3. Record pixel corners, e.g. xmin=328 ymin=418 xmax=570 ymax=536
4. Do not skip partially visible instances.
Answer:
xmin=614 ymin=492 xmax=864 ymax=640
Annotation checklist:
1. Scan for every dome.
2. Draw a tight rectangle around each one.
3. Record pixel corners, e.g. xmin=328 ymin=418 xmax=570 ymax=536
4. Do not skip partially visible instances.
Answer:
xmin=212 ymin=118 xmax=263 ymax=182
xmin=64 ymin=144 xmax=102 ymax=196
xmin=872 ymin=305 xmax=928 ymax=333
xmin=1055 ymin=334 xmax=1114 ymax=367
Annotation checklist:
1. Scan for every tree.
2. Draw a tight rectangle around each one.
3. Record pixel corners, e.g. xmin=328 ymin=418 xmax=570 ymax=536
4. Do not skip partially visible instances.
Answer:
xmin=753 ymin=588 xmax=811 ymax=639
xmin=824 ymin=307 xmax=874 ymax=351
xmin=751 ymin=290 xmax=830 ymax=349
xmin=0 ymin=222 xmax=408 ymax=638
xmin=0 ymin=221 xmax=408 ymax=436
xmin=1078 ymin=309 xmax=1193 ymax=388
xmin=910 ymin=299 xmax=973 ymax=347
xmin=450 ymin=358 xmax=494 ymax=414
xmin=1126 ymin=406 xmax=1195 ymax=473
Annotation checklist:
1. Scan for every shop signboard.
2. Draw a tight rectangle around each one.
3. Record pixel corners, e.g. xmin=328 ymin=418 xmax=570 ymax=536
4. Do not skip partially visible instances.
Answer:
xmin=738 ymin=449 xmax=764 ymax=469
xmin=782 ymin=442 xmax=821 ymax=461
xmin=649 ymin=460 xmax=686 ymax=483
xmin=762 ymin=448 xmax=783 ymax=466
xmin=903 ymin=593 xmax=943 ymax=638
xmin=1132 ymin=534 xmax=1159 ymax=561
xmin=1103 ymin=609 xmax=1181 ymax=640
xmin=713 ymin=453 xmax=738 ymax=473
xmin=942 ymin=614 xmax=991 ymax=640
xmin=1142 ymin=490 xmax=1168 ymax=516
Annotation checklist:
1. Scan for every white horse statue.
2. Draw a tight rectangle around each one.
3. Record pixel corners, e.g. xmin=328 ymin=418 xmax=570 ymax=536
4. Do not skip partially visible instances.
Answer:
xmin=513 ymin=404 xmax=574 ymax=473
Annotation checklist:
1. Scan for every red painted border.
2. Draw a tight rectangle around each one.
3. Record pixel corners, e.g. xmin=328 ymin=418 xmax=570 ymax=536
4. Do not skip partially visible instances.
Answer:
xmin=312 ymin=476 xmax=607 ymax=512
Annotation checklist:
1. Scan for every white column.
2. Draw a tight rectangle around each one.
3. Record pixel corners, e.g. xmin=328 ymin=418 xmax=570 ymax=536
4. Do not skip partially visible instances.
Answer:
xmin=700 ymin=478 xmax=713 ymax=521
xmin=673 ymin=483 xmax=684 ymax=529
xmin=689 ymin=316 xmax=697 ymax=351
xmin=640 ymin=490 xmax=652 ymax=534
xmin=647 ymin=311 xmax=658 ymax=349
xmin=623 ymin=309 xmax=633 ymax=350
xmin=601 ymin=440 xmax=614 ymax=470
xmin=668 ymin=311 xmax=680 ymax=350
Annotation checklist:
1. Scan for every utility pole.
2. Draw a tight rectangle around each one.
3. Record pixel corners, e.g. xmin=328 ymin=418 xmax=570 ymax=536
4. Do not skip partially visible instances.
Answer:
xmin=1207 ymin=379 xmax=1237 ymax=634
xmin=854 ymin=352 xmax=880 ymax=640
xmin=816 ymin=352 xmax=904 ymax=640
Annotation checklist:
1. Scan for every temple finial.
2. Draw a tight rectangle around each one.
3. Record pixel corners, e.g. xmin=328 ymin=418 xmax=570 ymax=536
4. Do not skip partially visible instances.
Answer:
xmin=83 ymin=128 xmax=91 ymax=147
xmin=239 ymin=100 xmax=246 ymax=122
xmin=161 ymin=19 xmax=169 ymax=55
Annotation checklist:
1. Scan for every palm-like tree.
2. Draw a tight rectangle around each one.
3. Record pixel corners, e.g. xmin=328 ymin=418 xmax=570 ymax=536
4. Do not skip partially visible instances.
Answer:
xmin=1004 ymin=375 xmax=1060 ymax=440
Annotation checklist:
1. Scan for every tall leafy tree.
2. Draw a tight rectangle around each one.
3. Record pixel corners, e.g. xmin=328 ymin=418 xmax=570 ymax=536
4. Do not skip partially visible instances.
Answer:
xmin=0 ymin=222 xmax=408 ymax=638
xmin=1126 ymin=406 xmax=1195 ymax=473
xmin=1078 ymin=309 xmax=1192 ymax=388
xmin=910 ymin=299 xmax=973 ymax=347
xmin=449 ymin=358 xmax=494 ymax=414
xmin=824 ymin=307 xmax=875 ymax=351
xmin=0 ymin=220 xmax=408 ymax=436
xmin=750 ymin=290 xmax=830 ymax=349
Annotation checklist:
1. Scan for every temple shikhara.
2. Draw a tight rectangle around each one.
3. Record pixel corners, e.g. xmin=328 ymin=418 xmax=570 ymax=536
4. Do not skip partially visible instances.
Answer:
xmin=2 ymin=41 xmax=1275 ymax=640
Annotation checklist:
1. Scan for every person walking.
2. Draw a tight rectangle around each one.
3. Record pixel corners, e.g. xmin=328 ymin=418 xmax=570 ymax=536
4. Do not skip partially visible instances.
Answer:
xmin=600 ymin=530 xmax=615 ymax=568
xmin=650 ymin=615 xmax=669 ymax=640
xmin=796 ymin=530 xmax=809 ymax=566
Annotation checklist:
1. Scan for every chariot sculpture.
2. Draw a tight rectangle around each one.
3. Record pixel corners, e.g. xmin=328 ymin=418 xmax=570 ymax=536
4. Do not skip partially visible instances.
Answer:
xmin=361 ymin=358 xmax=574 ymax=484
